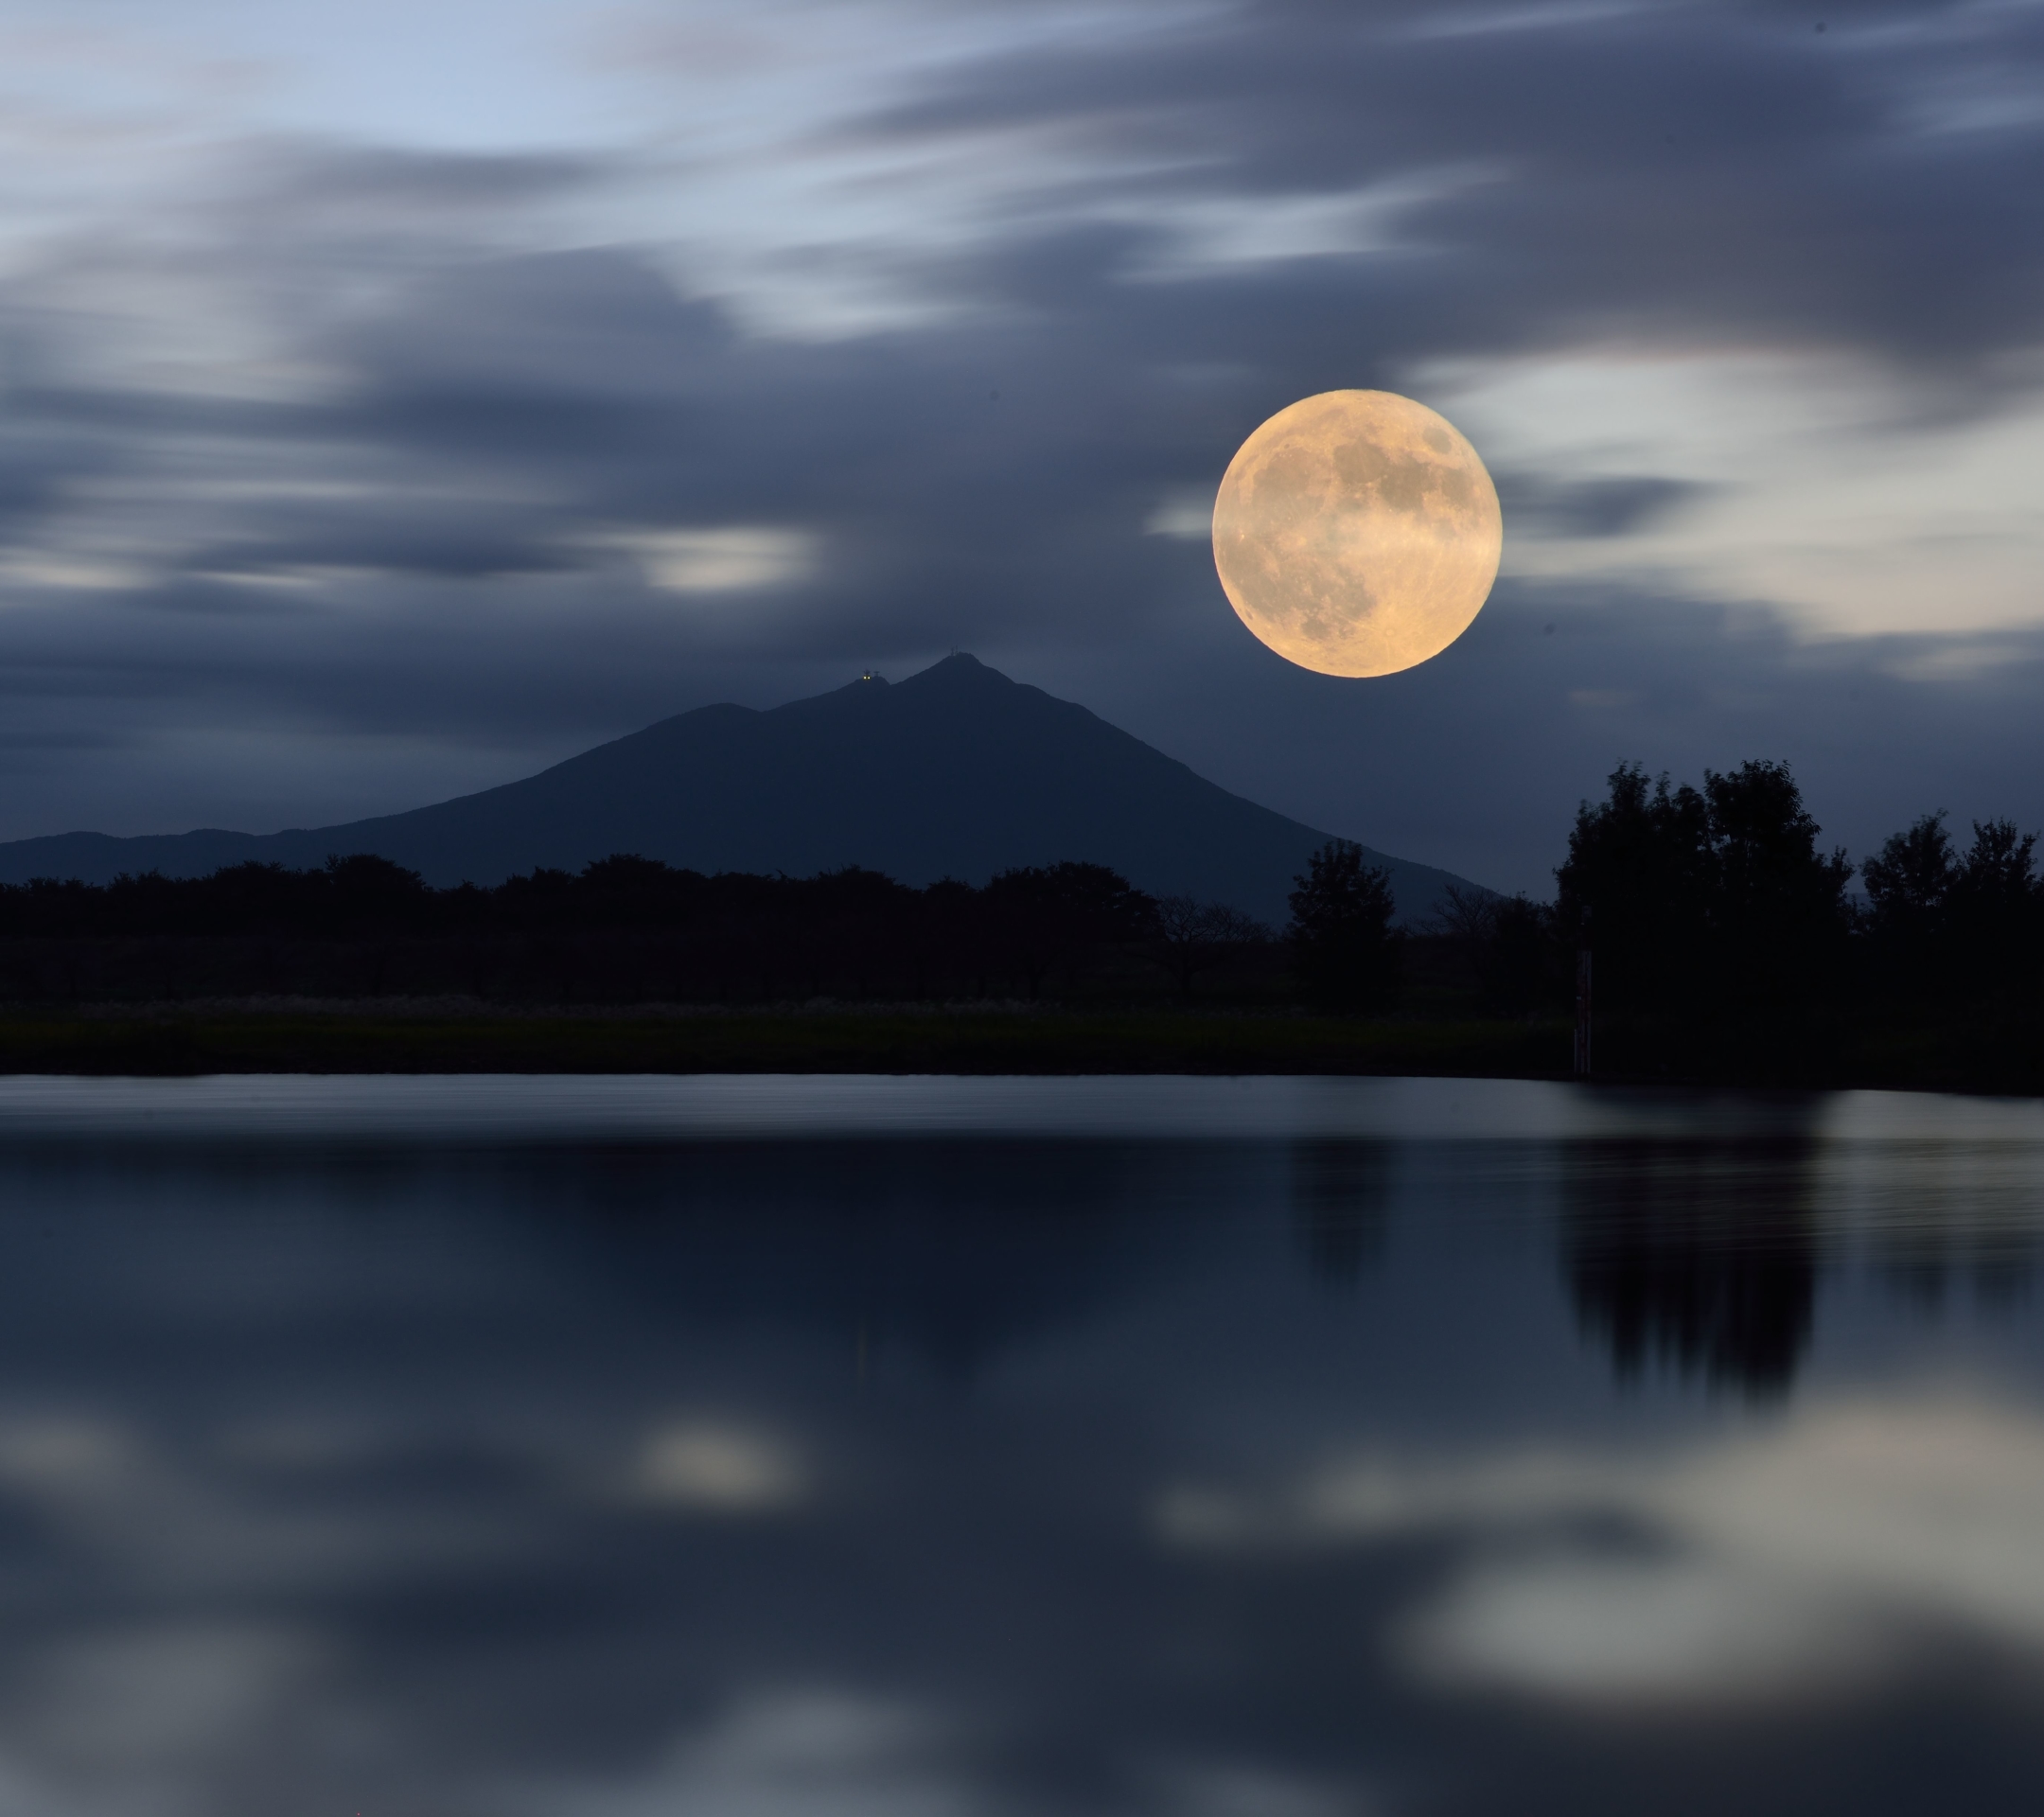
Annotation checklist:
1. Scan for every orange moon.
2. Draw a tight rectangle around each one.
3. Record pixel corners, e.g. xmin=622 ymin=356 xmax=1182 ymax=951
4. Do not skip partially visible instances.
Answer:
xmin=1211 ymin=390 xmax=1502 ymax=678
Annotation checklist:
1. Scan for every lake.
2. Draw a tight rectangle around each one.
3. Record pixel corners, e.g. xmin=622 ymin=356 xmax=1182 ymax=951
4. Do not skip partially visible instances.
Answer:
xmin=1 ymin=1073 xmax=2041 ymax=1816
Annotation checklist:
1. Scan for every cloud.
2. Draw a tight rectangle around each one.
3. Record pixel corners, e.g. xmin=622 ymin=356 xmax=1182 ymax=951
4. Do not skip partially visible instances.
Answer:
xmin=589 ymin=527 xmax=819 ymax=595
xmin=1404 ymin=1552 xmax=1887 ymax=1704
xmin=522 ymin=1683 xmax=1369 ymax=1817
xmin=1143 ymin=496 xmax=1213 ymax=540
xmin=854 ymin=0 xmax=2044 ymax=360
xmin=1154 ymin=1391 xmax=2044 ymax=1707
xmin=1430 ymin=347 xmax=2044 ymax=639
xmin=514 ymin=1690 xmax=980 ymax=1817
xmin=1494 ymin=474 xmax=1707 ymax=540
xmin=0 ymin=1 xmax=2040 ymax=868
xmin=630 ymin=1421 xmax=811 ymax=1512
xmin=1137 ymin=1757 xmax=1364 ymax=1817
xmin=25 ymin=1624 xmax=326 ymax=1773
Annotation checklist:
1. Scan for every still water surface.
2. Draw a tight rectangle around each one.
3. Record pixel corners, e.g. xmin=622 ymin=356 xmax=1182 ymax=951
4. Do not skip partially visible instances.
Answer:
xmin=2 ymin=1073 xmax=2043 ymax=1815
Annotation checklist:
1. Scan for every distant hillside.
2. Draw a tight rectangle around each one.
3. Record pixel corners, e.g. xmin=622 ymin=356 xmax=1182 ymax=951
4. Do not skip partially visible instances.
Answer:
xmin=0 ymin=655 xmax=1487 ymax=924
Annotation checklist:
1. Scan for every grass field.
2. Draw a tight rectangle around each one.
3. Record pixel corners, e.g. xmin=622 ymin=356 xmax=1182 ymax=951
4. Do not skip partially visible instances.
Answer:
xmin=0 ymin=1002 xmax=1571 ymax=1078
xmin=0 ymin=1000 xmax=2036 ymax=1095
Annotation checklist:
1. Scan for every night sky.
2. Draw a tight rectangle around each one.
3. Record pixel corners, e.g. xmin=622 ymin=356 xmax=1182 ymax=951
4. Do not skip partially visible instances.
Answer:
xmin=4 ymin=0 xmax=2042 ymax=893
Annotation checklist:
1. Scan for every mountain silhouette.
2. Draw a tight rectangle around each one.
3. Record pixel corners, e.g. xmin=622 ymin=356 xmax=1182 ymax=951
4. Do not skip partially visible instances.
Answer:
xmin=0 ymin=655 xmax=1483 ymax=923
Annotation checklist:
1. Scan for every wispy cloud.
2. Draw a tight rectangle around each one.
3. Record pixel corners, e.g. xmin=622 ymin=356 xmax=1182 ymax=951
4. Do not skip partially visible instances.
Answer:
xmin=0 ymin=0 xmax=2042 ymax=869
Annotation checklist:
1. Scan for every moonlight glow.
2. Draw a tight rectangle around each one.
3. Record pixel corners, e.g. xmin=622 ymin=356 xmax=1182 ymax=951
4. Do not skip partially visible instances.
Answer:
xmin=1212 ymin=390 xmax=1503 ymax=678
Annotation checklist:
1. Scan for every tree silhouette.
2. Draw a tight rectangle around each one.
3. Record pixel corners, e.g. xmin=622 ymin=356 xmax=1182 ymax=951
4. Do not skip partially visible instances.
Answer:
xmin=1554 ymin=764 xmax=1713 ymax=1013
xmin=1861 ymin=813 xmax=2041 ymax=1004
xmin=1704 ymin=760 xmax=1854 ymax=1006
xmin=1563 ymin=1138 xmax=1818 ymax=1399
xmin=1286 ymin=840 xmax=1401 ymax=1013
xmin=981 ymin=861 xmax=1154 ymax=997
xmin=1289 ymin=1139 xmax=1391 ymax=1284
xmin=1147 ymin=895 xmax=1268 ymax=997
xmin=1946 ymin=819 xmax=2042 ymax=999
xmin=1557 ymin=759 xmax=1850 ymax=1014
xmin=1429 ymin=883 xmax=1559 ymax=1015
xmin=1861 ymin=811 xmax=1955 ymax=998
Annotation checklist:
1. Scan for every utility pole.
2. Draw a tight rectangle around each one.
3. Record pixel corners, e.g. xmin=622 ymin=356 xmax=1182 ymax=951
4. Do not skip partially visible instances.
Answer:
xmin=1573 ymin=907 xmax=1594 ymax=1080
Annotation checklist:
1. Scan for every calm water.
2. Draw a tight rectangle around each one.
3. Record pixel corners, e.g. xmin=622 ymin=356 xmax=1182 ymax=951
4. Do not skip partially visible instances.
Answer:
xmin=2 ymin=1074 xmax=2043 ymax=1816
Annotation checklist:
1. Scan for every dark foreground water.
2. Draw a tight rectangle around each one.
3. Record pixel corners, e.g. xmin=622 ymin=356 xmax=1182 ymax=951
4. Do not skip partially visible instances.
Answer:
xmin=2 ymin=1074 xmax=2043 ymax=1817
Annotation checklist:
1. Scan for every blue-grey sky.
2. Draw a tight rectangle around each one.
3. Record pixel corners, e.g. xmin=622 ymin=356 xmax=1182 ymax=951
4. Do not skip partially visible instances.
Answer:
xmin=3 ymin=0 xmax=2042 ymax=891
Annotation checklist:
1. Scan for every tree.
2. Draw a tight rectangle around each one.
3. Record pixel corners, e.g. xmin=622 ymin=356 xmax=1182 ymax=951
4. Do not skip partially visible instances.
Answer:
xmin=980 ymin=862 xmax=1154 ymax=997
xmin=1286 ymin=841 xmax=1401 ymax=1013
xmin=1430 ymin=883 xmax=1559 ymax=1016
xmin=1556 ymin=759 xmax=1851 ymax=1013
xmin=1860 ymin=812 xmax=1955 ymax=998
xmin=1702 ymin=760 xmax=1854 ymax=1006
xmin=1554 ymin=764 xmax=1713 ymax=1014
xmin=1946 ymin=819 xmax=2043 ymax=1000
xmin=320 ymin=853 xmax=431 ymax=929
xmin=1148 ymin=895 xmax=1269 ymax=997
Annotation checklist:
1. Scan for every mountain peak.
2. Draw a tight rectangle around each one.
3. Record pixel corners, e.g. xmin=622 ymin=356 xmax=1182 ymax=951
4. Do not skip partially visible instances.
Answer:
xmin=895 ymin=651 xmax=1017 ymax=697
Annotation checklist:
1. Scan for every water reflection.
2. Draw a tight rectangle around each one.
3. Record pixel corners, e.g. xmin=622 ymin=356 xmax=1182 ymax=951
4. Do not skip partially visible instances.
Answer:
xmin=1289 ymin=1140 xmax=1391 ymax=1285
xmin=504 ymin=1139 xmax=1189 ymax=1375
xmin=0 ymin=1076 xmax=2036 ymax=1815
xmin=1562 ymin=1138 xmax=1819 ymax=1397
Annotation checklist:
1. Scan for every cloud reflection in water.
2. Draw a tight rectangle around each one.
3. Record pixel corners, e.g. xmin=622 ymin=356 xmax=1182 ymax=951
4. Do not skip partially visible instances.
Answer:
xmin=0 ymin=1078 xmax=2035 ymax=1812
xmin=1163 ymin=1394 xmax=2044 ymax=1707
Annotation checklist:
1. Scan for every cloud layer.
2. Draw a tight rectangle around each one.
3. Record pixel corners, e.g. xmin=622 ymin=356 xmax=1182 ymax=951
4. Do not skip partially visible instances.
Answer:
xmin=2 ymin=0 xmax=2042 ymax=885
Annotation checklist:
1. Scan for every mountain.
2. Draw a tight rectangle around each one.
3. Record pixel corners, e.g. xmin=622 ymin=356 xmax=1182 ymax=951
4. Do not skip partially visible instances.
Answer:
xmin=0 ymin=655 xmax=1486 ymax=924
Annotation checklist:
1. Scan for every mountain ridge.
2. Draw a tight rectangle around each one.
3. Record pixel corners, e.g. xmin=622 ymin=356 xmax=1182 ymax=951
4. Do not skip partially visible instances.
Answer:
xmin=0 ymin=655 xmax=1488 ymax=924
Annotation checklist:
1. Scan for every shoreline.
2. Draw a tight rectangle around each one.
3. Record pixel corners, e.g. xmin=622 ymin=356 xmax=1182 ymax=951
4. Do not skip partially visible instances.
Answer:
xmin=0 ymin=1003 xmax=1566 ymax=1081
xmin=0 ymin=1000 xmax=2037 ymax=1098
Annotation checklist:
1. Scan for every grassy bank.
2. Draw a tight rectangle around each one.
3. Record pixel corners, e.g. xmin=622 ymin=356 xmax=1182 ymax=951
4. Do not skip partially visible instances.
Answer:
xmin=0 ymin=1001 xmax=2037 ymax=1094
xmin=0 ymin=1002 xmax=1569 ymax=1079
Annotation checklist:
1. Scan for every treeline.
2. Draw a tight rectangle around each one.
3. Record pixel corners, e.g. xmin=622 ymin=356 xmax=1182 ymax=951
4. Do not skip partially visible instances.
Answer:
xmin=0 ymin=848 xmax=1401 ymax=1008
xmin=1433 ymin=759 xmax=2044 ymax=1046
xmin=10 ymin=760 xmax=2030 ymax=1049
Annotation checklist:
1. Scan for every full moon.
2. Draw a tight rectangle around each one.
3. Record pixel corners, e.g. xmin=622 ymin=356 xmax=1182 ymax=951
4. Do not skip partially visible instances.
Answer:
xmin=1211 ymin=390 xmax=1502 ymax=678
